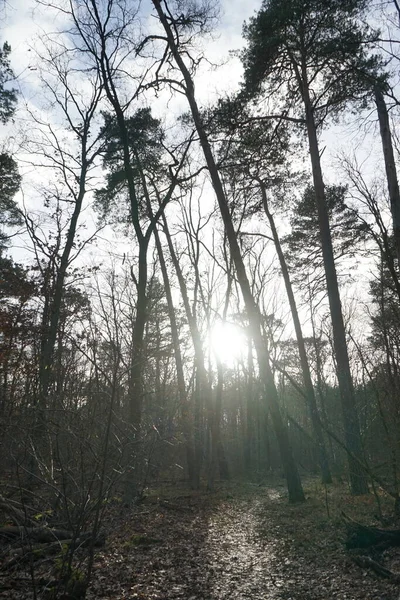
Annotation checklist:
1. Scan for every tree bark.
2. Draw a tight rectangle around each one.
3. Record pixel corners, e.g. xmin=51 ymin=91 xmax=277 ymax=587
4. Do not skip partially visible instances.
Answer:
xmin=375 ymin=86 xmax=400 ymax=266
xmin=299 ymin=67 xmax=369 ymax=495
xmin=127 ymin=245 xmax=148 ymax=430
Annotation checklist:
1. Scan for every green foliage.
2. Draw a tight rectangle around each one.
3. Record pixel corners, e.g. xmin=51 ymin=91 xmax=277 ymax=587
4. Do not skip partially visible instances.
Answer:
xmin=241 ymin=0 xmax=385 ymax=121
xmin=33 ymin=508 xmax=53 ymax=522
xmin=122 ymin=533 xmax=161 ymax=548
xmin=208 ymin=95 xmax=290 ymax=173
xmin=0 ymin=42 xmax=21 ymax=250
xmin=285 ymin=184 xmax=368 ymax=288
xmin=95 ymin=108 xmax=165 ymax=223
xmin=0 ymin=42 xmax=17 ymax=124
xmin=369 ymin=245 xmax=400 ymax=357
xmin=0 ymin=152 xmax=22 ymax=250
xmin=205 ymin=95 xmax=299 ymax=223
xmin=0 ymin=255 xmax=34 ymax=300
xmin=60 ymin=286 xmax=91 ymax=323
xmin=0 ymin=153 xmax=21 ymax=219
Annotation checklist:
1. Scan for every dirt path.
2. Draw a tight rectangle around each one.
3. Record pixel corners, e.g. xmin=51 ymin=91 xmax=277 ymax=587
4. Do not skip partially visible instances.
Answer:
xmin=88 ymin=483 xmax=398 ymax=599
xmin=2 ymin=483 xmax=399 ymax=599
xmin=202 ymin=486 xmax=395 ymax=600
xmin=204 ymin=489 xmax=281 ymax=599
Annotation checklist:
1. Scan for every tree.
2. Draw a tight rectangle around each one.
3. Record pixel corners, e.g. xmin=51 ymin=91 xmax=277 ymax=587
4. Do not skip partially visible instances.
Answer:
xmin=208 ymin=100 xmax=332 ymax=483
xmin=374 ymin=86 xmax=400 ymax=266
xmin=0 ymin=42 xmax=17 ymax=124
xmin=286 ymin=184 xmax=368 ymax=295
xmin=340 ymin=156 xmax=400 ymax=302
xmin=95 ymin=106 xmax=190 ymax=498
xmin=0 ymin=256 xmax=36 ymax=416
xmin=258 ymin=181 xmax=332 ymax=483
xmin=241 ymin=0 xmax=382 ymax=494
xmin=0 ymin=153 xmax=21 ymax=251
xmin=151 ymin=0 xmax=305 ymax=503
xmin=159 ymin=207 xmax=210 ymax=488
xmin=0 ymin=40 xmax=21 ymax=252
xmin=152 ymin=222 xmax=197 ymax=486
xmin=11 ymin=22 xmax=111 ymax=428
xmin=0 ymin=40 xmax=30 ymax=417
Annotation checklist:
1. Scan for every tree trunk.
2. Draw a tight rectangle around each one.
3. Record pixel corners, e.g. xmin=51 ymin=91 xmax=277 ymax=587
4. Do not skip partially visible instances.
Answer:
xmin=258 ymin=180 xmax=332 ymax=484
xmin=153 ymin=225 xmax=196 ymax=487
xmin=375 ymin=86 xmax=400 ymax=266
xmin=207 ymin=357 xmax=227 ymax=490
xmin=302 ymin=80 xmax=368 ymax=495
xmin=161 ymin=212 xmax=210 ymax=488
xmin=244 ymin=341 xmax=255 ymax=474
xmin=127 ymin=244 xmax=148 ymax=430
xmin=38 ymin=155 xmax=88 ymax=408
xmin=153 ymin=0 xmax=304 ymax=503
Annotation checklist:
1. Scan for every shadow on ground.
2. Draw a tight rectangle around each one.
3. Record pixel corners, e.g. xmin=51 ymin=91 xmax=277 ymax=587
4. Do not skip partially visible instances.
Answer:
xmin=86 ymin=481 xmax=399 ymax=600
xmin=3 ymin=481 xmax=396 ymax=599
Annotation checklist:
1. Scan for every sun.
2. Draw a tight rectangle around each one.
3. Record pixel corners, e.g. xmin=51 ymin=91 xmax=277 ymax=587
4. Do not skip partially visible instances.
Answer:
xmin=210 ymin=321 xmax=247 ymax=366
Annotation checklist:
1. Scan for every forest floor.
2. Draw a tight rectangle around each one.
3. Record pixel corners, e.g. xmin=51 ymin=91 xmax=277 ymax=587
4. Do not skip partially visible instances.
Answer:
xmin=1 ymin=479 xmax=400 ymax=599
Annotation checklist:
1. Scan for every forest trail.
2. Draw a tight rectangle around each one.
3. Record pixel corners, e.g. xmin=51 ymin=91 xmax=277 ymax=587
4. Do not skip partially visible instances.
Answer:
xmin=86 ymin=483 xmax=398 ymax=600
xmin=2 ymin=482 xmax=399 ymax=599
xmin=204 ymin=489 xmax=282 ymax=599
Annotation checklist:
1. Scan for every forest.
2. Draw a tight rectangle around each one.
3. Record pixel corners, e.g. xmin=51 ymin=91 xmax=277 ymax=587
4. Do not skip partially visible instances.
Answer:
xmin=1 ymin=0 xmax=400 ymax=598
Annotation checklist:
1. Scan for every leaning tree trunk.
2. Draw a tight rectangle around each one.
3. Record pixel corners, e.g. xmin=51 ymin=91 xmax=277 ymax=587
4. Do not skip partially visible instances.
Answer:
xmin=153 ymin=0 xmax=304 ymax=503
xmin=301 ymin=75 xmax=368 ymax=495
xmin=375 ymin=86 xmax=400 ymax=267
xmin=258 ymin=179 xmax=332 ymax=484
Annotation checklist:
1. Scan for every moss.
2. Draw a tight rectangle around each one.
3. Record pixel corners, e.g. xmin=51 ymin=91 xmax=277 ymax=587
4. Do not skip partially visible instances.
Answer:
xmin=123 ymin=533 xmax=161 ymax=548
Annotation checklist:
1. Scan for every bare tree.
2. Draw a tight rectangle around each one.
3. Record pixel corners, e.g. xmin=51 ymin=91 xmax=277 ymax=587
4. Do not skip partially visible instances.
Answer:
xmin=22 ymin=31 xmax=104 ymax=414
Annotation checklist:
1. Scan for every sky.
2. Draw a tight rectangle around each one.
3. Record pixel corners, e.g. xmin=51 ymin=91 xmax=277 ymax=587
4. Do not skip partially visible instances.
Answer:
xmin=0 ymin=0 xmax=394 ymax=342
xmin=1 ymin=0 xmax=262 ymax=260
xmin=3 ymin=0 xmax=260 ymax=91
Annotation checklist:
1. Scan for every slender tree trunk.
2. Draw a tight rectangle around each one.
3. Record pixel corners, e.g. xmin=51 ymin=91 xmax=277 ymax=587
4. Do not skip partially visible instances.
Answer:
xmin=39 ymin=164 xmax=87 ymax=407
xmin=244 ymin=339 xmax=255 ymax=473
xmin=375 ymin=86 xmax=400 ymax=266
xmin=153 ymin=0 xmax=304 ymax=503
xmin=128 ymin=245 xmax=148 ymax=430
xmin=258 ymin=180 xmax=332 ymax=484
xmin=153 ymin=225 xmax=196 ymax=487
xmin=161 ymin=212 xmax=209 ymax=488
xmin=302 ymin=82 xmax=368 ymax=494
xmin=208 ymin=251 xmax=232 ymax=489
xmin=214 ymin=358 xmax=230 ymax=481
xmin=207 ymin=358 xmax=221 ymax=491
xmin=207 ymin=355 xmax=231 ymax=488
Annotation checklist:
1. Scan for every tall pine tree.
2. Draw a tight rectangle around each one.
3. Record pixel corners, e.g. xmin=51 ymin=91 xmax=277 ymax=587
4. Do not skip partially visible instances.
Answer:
xmin=241 ymin=0 xmax=384 ymax=494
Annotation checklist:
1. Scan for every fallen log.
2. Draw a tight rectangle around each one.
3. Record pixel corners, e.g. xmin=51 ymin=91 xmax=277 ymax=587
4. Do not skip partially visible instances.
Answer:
xmin=2 ymin=540 xmax=68 ymax=569
xmin=0 ymin=526 xmax=105 ymax=546
xmin=351 ymin=554 xmax=400 ymax=582
xmin=1 ymin=533 xmax=105 ymax=570
xmin=0 ymin=495 xmax=36 ymax=527
xmin=159 ymin=500 xmax=193 ymax=513
xmin=343 ymin=512 xmax=400 ymax=549
xmin=0 ymin=526 xmax=74 ymax=543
